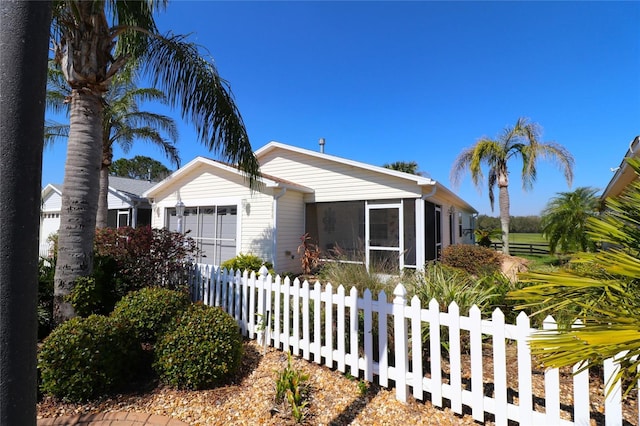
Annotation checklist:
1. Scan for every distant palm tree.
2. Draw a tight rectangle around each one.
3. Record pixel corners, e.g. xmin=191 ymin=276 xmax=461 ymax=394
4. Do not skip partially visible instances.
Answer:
xmin=451 ymin=117 xmax=574 ymax=255
xmin=540 ymin=187 xmax=599 ymax=254
xmin=46 ymin=67 xmax=179 ymax=228
xmin=51 ymin=1 xmax=260 ymax=324
xmin=511 ymin=158 xmax=640 ymax=396
xmin=383 ymin=161 xmax=422 ymax=175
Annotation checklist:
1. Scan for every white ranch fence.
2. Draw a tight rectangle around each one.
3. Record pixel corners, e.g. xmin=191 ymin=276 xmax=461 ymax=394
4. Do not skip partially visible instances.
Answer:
xmin=189 ymin=263 xmax=638 ymax=425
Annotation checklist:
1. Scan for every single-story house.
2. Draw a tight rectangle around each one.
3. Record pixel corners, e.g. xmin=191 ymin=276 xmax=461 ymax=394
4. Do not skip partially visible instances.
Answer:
xmin=144 ymin=141 xmax=478 ymax=273
xmin=40 ymin=176 xmax=155 ymax=256
xmin=601 ymin=136 xmax=640 ymax=204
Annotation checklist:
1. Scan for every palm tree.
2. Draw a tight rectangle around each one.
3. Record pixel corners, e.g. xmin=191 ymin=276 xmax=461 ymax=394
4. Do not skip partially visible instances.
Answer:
xmin=540 ymin=187 xmax=599 ymax=254
xmin=51 ymin=1 xmax=260 ymax=324
xmin=510 ymin=158 xmax=640 ymax=396
xmin=383 ymin=161 xmax=423 ymax=175
xmin=450 ymin=117 xmax=574 ymax=255
xmin=46 ymin=68 xmax=180 ymax=228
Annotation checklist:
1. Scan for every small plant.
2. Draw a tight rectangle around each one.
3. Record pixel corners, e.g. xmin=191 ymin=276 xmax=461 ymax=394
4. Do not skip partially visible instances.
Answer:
xmin=111 ymin=287 xmax=191 ymax=343
xmin=298 ymin=233 xmax=320 ymax=275
xmin=357 ymin=380 xmax=369 ymax=396
xmin=221 ymin=253 xmax=273 ymax=274
xmin=38 ymin=315 xmax=142 ymax=402
xmin=441 ymin=244 xmax=502 ymax=276
xmin=154 ymin=304 xmax=243 ymax=390
xmin=275 ymin=352 xmax=310 ymax=423
xmin=474 ymin=228 xmax=501 ymax=247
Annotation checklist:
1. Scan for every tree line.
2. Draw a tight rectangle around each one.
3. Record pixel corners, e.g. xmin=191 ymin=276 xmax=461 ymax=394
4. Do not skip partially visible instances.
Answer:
xmin=476 ymin=214 xmax=541 ymax=233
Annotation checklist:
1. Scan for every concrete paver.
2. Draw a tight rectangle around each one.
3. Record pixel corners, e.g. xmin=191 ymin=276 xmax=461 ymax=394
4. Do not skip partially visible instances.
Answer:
xmin=37 ymin=412 xmax=190 ymax=426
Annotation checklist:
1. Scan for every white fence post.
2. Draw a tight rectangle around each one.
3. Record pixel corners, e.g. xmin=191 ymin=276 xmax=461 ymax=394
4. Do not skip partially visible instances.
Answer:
xmin=393 ymin=284 xmax=408 ymax=403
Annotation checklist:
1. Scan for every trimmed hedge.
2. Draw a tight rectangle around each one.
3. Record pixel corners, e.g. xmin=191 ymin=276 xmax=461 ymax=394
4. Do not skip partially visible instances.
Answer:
xmin=111 ymin=287 xmax=191 ymax=343
xmin=38 ymin=315 xmax=142 ymax=402
xmin=154 ymin=304 xmax=243 ymax=390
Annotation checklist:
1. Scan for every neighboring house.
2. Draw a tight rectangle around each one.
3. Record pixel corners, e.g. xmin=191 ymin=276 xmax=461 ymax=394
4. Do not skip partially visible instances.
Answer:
xmin=39 ymin=176 xmax=155 ymax=256
xmin=601 ymin=136 xmax=640 ymax=204
xmin=144 ymin=141 xmax=477 ymax=273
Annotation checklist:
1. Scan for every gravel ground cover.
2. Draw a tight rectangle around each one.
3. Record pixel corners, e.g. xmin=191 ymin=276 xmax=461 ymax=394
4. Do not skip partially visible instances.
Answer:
xmin=38 ymin=339 xmax=638 ymax=425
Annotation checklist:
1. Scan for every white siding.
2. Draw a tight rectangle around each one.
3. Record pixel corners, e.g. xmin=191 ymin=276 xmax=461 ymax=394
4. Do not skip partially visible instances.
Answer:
xmin=107 ymin=192 xmax=133 ymax=209
xmin=42 ymin=191 xmax=62 ymax=212
xmin=274 ymin=190 xmax=305 ymax=273
xmin=260 ymin=152 xmax=421 ymax=202
xmin=149 ymin=167 xmax=282 ymax=265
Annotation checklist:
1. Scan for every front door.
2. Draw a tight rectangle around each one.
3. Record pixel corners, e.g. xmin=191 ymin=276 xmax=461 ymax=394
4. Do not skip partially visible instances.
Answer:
xmin=366 ymin=202 xmax=403 ymax=272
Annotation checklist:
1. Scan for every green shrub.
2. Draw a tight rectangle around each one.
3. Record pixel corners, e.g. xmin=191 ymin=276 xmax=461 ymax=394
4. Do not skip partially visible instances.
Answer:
xmin=441 ymin=244 xmax=502 ymax=276
xmin=67 ymin=255 xmax=122 ymax=317
xmin=318 ymin=261 xmax=393 ymax=299
xmin=221 ymin=253 xmax=273 ymax=274
xmin=154 ymin=304 xmax=243 ymax=390
xmin=38 ymin=315 xmax=142 ymax=402
xmin=37 ymin=258 xmax=55 ymax=339
xmin=112 ymin=288 xmax=191 ymax=343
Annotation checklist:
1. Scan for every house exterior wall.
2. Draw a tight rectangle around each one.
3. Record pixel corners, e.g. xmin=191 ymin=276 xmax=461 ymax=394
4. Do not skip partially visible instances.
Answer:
xmin=259 ymin=151 xmax=421 ymax=202
xmin=274 ymin=189 xmax=306 ymax=273
xmin=148 ymin=167 xmax=279 ymax=266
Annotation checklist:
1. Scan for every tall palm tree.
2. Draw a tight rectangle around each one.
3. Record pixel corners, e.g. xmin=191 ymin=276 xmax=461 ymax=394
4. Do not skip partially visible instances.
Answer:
xmin=46 ymin=67 xmax=180 ymax=228
xmin=540 ymin=187 xmax=599 ymax=254
xmin=96 ymin=74 xmax=179 ymax=228
xmin=450 ymin=117 xmax=574 ymax=255
xmin=510 ymin=158 xmax=640 ymax=396
xmin=51 ymin=0 xmax=260 ymax=324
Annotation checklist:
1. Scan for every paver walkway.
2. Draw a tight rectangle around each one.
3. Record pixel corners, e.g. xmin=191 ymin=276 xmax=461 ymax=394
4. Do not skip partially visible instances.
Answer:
xmin=37 ymin=412 xmax=189 ymax=425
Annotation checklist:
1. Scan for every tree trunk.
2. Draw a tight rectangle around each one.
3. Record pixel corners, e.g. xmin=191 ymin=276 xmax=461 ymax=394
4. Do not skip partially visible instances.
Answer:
xmin=498 ymin=184 xmax=510 ymax=256
xmin=0 ymin=1 xmax=51 ymax=423
xmin=53 ymin=90 xmax=104 ymax=324
xmin=96 ymin=145 xmax=112 ymax=228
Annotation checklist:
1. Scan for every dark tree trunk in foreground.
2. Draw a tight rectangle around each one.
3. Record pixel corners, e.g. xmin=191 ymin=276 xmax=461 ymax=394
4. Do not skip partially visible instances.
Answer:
xmin=0 ymin=1 xmax=52 ymax=424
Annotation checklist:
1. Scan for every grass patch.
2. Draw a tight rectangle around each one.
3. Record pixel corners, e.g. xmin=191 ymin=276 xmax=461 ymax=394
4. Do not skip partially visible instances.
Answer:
xmin=509 ymin=233 xmax=547 ymax=244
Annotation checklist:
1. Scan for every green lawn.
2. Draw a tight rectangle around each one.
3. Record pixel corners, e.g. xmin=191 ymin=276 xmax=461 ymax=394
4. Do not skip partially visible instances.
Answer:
xmin=508 ymin=233 xmax=547 ymax=244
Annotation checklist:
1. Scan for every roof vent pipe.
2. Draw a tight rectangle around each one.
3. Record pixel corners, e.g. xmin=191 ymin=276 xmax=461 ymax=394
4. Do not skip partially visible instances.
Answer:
xmin=319 ymin=137 xmax=325 ymax=153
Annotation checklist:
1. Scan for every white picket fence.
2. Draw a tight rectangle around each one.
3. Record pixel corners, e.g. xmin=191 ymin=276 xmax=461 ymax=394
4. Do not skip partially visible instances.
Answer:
xmin=188 ymin=264 xmax=638 ymax=425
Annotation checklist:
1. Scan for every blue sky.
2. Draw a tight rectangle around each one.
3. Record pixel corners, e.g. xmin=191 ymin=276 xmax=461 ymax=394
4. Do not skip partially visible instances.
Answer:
xmin=42 ymin=1 xmax=640 ymax=216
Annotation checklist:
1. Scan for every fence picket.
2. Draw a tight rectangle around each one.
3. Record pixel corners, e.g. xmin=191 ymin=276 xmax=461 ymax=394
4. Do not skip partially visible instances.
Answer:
xmin=410 ymin=295 xmax=423 ymax=400
xmin=378 ymin=290 xmax=389 ymax=388
xmin=349 ymin=286 xmax=359 ymax=378
xmin=492 ymin=308 xmax=508 ymax=426
xmin=468 ymin=305 xmax=484 ymax=422
xmin=362 ymin=289 xmax=373 ymax=382
xmin=188 ymin=264 xmax=635 ymax=426
xmin=292 ymin=278 xmax=301 ymax=356
xmin=516 ymin=311 xmax=533 ymax=426
xmin=604 ymin=354 xmax=623 ymax=425
xmin=301 ymin=280 xmax=311 ymax=360
xmin=336 ymin=285 xmax=346 ymax=372
xmin=428 ymin=298 xmax=443 ymax=407
xmin=392 ymin=284 xmax=408 ymax=403
xmin=313 ymin=281 xmax=322 ymax=364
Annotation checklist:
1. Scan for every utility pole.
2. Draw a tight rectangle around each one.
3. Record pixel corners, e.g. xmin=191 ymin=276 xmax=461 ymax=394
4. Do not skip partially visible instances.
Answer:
xmin=0 ymin=2 xmax=52 ymax=424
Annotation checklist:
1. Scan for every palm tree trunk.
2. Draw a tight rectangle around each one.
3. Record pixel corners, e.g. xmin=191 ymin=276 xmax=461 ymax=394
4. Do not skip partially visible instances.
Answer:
xmin=96 ymin=145 xmax=111 ymax=228
xmin=53 ymin=90 xmax=104 ymax=324
xmin=499 ymin=184 xmax=510 ymax=255
xmin=0 ymin=2 xmax=51 ymax=422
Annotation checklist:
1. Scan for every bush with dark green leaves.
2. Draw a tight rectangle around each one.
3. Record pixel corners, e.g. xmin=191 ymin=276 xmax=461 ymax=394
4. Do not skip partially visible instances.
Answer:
xmin=154 ymin=304 xmax=243 ymax=390
xmin=441 ymin=244 xmax=502 ymax=276
xmin=112 ymin=288 xmax=191 ymax=343
xmin=38 ymin=315 xmax=142 ymax=402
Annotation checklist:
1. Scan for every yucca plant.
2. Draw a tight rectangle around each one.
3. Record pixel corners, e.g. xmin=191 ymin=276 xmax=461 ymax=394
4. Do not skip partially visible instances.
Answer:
xmin=510 ymin=157 xmax=640 ymax=395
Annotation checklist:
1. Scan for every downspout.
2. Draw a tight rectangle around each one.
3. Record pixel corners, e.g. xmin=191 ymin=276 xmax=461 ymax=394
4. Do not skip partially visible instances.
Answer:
xmin=272 ymin=188 xmax=287 ymax=271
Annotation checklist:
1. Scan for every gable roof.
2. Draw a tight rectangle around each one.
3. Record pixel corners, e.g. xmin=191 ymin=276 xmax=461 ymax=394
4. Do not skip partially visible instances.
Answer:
xmin=256 ymin=141 xmax=477 ymax=213
xmin=42 ymin=177 xmax=155 ymax=206
xmin=256 ymin=141 xmax=437 ymax=187
xmin=602 ymin=136 xmax=640 ymax=202
xmin=143 ymin=156 xmax=314 ymax=198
